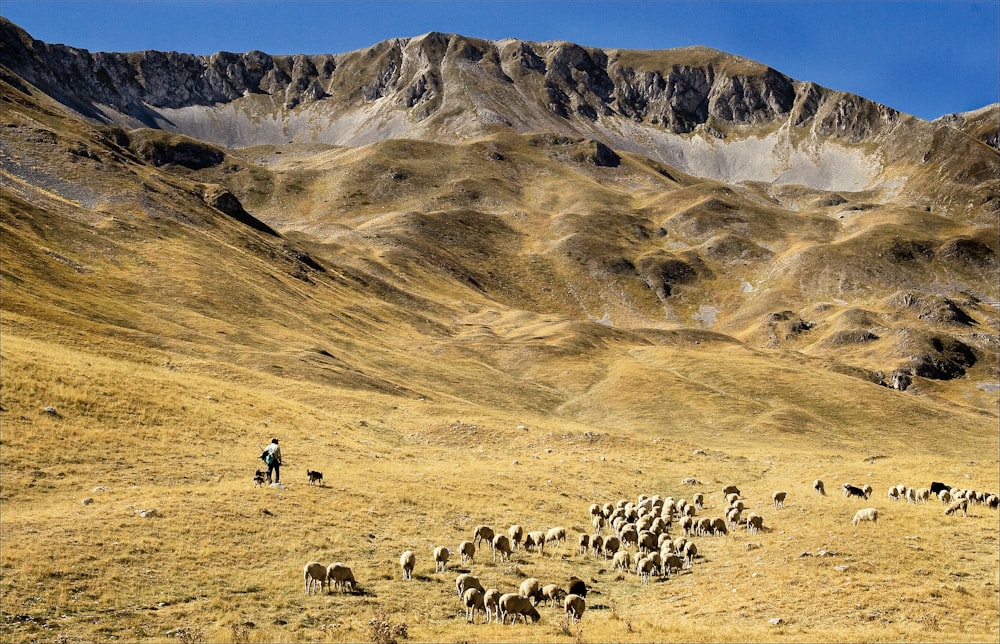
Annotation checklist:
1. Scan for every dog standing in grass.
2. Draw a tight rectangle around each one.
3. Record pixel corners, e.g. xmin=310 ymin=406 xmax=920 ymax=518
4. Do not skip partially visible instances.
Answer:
xmin=307 ymin=470 xmax=324 ymax=486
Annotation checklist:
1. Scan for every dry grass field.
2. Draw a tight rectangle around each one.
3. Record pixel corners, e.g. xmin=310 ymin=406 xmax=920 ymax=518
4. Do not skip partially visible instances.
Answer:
xmin=1 ymin=23 xmax=999 ymax=643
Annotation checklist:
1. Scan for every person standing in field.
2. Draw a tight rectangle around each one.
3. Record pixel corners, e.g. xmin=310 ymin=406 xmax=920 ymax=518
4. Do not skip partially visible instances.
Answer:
xmin=261 ymin=438 xmax=283 ymax=484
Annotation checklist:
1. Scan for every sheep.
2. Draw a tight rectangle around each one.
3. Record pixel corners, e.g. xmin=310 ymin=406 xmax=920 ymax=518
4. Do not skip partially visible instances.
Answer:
xmin=567 ymin=576 xmax=587 ymax=597
xmin=672 ymin=537 xmax=688 ymax=554
xmin=399 ymin=550 xmax=415 ymax=581
xmin=915 ymin=487 xmax=931 ymax=503
xmin=710 ymin=516 xmax=728 ymax=536
xmin=692 ymin=493 xmax=705 ymax=509
xmin=682 ymin=541 xmax=698 ymax=568
xmin=484 ymin=588 xmax=502 ymax=623
xmin=944 ymin=498 xmax=969 ymax=517
xmin=462 ymin=587 xmax=485 ymax=623
xmin=906 ymin=487 xmax=917 ymax=503
xmin=458 ymin=540 xmax=476 ymax=564
xmin=694 ymin=517 xmax=712 ymax=536
xmin=773 ymin=491 xmax=787 ymax=509
xmin=433 ymin=545 xmax=450 ymax=573
xmin=851 ymin=507 xmax=879 ymax=526
xmin=986 ymin=494 xmax=999 ymax=510
xmin=726 ymin=507 xmax=742 ymax=528
xmin=491 ymin=534 xmax=513 ymax=562
xmin=564 ymin=593 xmax=586 ymax=623
xmin=938 ymin=489 xmax=952 ymax=504
xmin=590 ymin=534 xmax=604 ymax=558
xmin=662 ymin=553 xmax=683 ymax=577
xmin=499 ymin=593 xmax=540 ymax=624
xmin=862 ymin=484 xmax=873 ymax=498
xmin=637 ymin=530 xmax=657 ymax=553
xmin=524 ymin=530 xmax=546 ymax=554
xmin=722 ymin=484 xmax=741 ymax=496
xmin=545 ymin=526 xmax=567 ymax=548
xmin=888 ymin=486 xmax=901 ymax=502
xmin=680 ymin=515 xmax=695 ymax=536
xmin=589 ymin=502 xmax=602 ymax=518
xmin=602 ymin=535 xmax=621 ymax=558
xmin=508 ymin=524 xmax=524 ymax=549
xmin=473 ymin=525 xmax=495 ymax=547
xmin=541 ymin=583 xmax=567 ymax=608
xmin=814 ymin=479 xmax=826 ymax=495
xmin=518 ymin=577 xmax=543 ymax=605
xmin=577 ymin=533 xmax=591 ymax=555
xmin=612 ymin=549 xmax=631 ymax=573
xmin=619 ymin=525 xmax=639 ymax=548
xmin=591 ymin=513 xmax=606 ymax=535
xmin=745 ymin=512 xmax=764 ymax=535
xmin=326 ymin=562 xmax=356 ymax=592
xmin=456 ymin=573 xmax=485 ymax=597
xmin=636 ymin=556 xmax=656 ymax=584
xmin=303 ymin=561 xmax=327 ymax=595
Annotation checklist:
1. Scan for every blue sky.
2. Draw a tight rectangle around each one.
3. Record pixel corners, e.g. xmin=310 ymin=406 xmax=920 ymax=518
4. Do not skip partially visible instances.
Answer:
xmin=2 ymin=1 xmax=997 ymax=121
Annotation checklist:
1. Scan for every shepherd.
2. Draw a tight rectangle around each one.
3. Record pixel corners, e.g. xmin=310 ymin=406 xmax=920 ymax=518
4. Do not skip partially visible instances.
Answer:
xmin=260 ymin=438 xmax=283 ymax=484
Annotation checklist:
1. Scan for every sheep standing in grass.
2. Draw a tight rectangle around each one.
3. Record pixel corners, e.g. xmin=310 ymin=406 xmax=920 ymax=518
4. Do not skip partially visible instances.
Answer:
xmin=602 ymin=535 xmax=621 ymax=559
xmin=499 ymin=593 xmax=540 ymax=624
xmin=577 ymin=533 xmax=591 ymax=555
xmin=519 ymin=578 xmax=543 ymax=605
xmin=524 ymin=531 xmax=545 ymax=554
xmin=723 ymin=485 xmax=741 ymax=496
xmin=433 ymin=546 xmax=450 ymax=573
xmin=458 ymin=540 xmax=476 ymax=564
xmin=564 ymin=594 xmax=586 ymax=623
xmin=303 ymin=562 xmax=327 ymax=595
xmin=541 ymin=583 xmax=567 ymax=608
xmin=814 ymin=479 xmax=826 ymax=496
xmin=462 ymin=587 xmax=485 ymax=623
xmin=326 ymin=562 xmax=356 ymax=592
xmin=545 ymin=526 xmax=567 ymax=549
xmin=683 ymin=541 xmax=698 ymax=568
xmin=508 ymin=525 xmax=524 ymax=550
xmin=590 ymin=534 xmax=604 ymax=559
xmin=745 ymin=513 xmax=764 ymax=535
xmin=662 ymin=553 xmax=683 ymax=577
xmin=852 ymin=508 xmax=878 ymax=526
xmin=945 ymin=498 xmax=969 ymax=517
xmin=492 ymin=534 xmax=513 ymax=562
xmin=473 ymin=525 xmax=495 ymax=547
xmin=938 ymin=490 xmax=952 ymax=504
xmin=862 ymin=484 xmax=873 ymax=498
xmin=915 ymin=487 xmax=930 ymax=503
xmin=612 ymin=549 xmax=631 ymax=573
xmin=456 ymin=573 xmax=485 ymax=597
xmin=773 ymin=491 xmax=787 ymax=509
xmin=888 ymin=487 xmax=901 ymax=502
xmin=399 ymin=551 xmax=415 ymax=581
xmin=484 ymin=588 xmax=502 ymax=623
xmin=567 ymin=576 xmax=587 ymax=597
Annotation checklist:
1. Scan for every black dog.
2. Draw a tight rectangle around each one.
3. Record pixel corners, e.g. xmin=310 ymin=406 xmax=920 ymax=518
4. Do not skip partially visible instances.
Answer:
xmin=306 ymin=469 xmax=324 ymax=486
xmin=254 ymin=470 xmax=267 ymax=487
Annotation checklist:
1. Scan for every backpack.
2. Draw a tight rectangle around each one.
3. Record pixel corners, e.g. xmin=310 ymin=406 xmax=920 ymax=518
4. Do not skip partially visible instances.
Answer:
xmin=260 ymin=449 xmax=269 ymax=462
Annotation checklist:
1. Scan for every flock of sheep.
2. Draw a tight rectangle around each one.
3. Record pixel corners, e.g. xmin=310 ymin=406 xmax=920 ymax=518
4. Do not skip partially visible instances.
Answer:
xmin=299 ymin=478 xmax=997 ymax=626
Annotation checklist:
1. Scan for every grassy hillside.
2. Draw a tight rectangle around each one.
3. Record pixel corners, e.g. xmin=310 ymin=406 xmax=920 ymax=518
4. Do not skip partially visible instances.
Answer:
xmin=1 ymin=54 xmax=998 ymax=643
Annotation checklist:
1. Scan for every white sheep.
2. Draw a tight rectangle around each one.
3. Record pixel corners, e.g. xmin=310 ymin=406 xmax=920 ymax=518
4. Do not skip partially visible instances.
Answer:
xmin=636 ymin=556 xmax=656 ymax=584
xmin=612 ymin=549 xmax=631 ymax=573
xmin=745 ymin=512 xmax=764 ymax=535
xmin=458 ymin=540 xmax=476 ymax=564
xmin=862 ymin=484 xmax=873 ymax=498
xmin=602 ymin=535 xmax=621 ymax=558
xmin=915 ymin=487 xmax=930 ymax=503
xmin=326 ymin=562 xmax=355 ymax=592
xmin=577 ymin=533 xmax=591 ymax=555
xmin=564 ymin=593 xmax=586 ymax=623
xmin=462 ymin=587 xmax=485 ymax=623
xmin=491 ymin=533 xmax=513 ymax=562
xmin=483 ymin=588 xmax=502 ymax=623
xmin=545 ymin=526 xmax=567 ymax=548
xmin=888 ymin=487 xmax=901 ymax=502
xmin=682 ymin=541 xmax=698 ymax=568
xmin=590 ymin=534 xmax=604 ymax=558
xmin=541 ymin=583 xmax=567 ymax=608
xmin=773 ymin=491 xmax=787 ymax=509
xmin=399 ymin=550 xmax=415 ymax=580
xmin=944 ymin=498 xmax=969 ymax=517
xmin=507 ymin=524 xmax=524 ymax=549
xmin=499 ymin=593 xmax=540 ymax=624
xmin=524 ymin=530 xmax=546 ymax=554
xmin=518 ymin=577 xmax=543 ymax=604
xmin=938 ymin=489 xmax=952 ymax=504
xmin=662 ymin=553 xmax=683 ymax=577
xmin=456 ymin=573 xmax=485 ymax=597
xmin=433 ymin=545 xmax=450 ymax=573
xmin=852 ymin=507 xmax=878 ymax=526
xmin=692 ymin=493 xmax=705 ymax=509
xmin=303 ymin=561 xmax=327 ymax=595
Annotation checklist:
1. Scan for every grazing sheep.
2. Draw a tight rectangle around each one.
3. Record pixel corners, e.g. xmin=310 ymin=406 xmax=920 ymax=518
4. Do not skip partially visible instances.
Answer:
xmin=473 ymin=525 xmax=495 ymax=547
xmin=303 ymin=561 xmax=327 ymax=595
xmin=578 ymin=533 xmax=591 ymax=555
xmin=710 ymin=517 xmax=728 ymax=536
xmin=944 ymin=498 xmax=969 ymax=517
xmin=456 ymin=573 xmax=485 ymax=597
xmin=399 ymin=550 xmax=415 ymax=581
xmin=986 ymin=494 xmax=999 ymax=510
xmin=726 ymin=507 xmax=742 ymax=528
xmin=589 ymin=503 xmax=602 ymax=517
xmin=680 ymin=515 xmax=695 ymax=536
xmin=591 ymin=513 xmax=606 ymax=535
xmin=862 ymin=484 xmax=873 ymax=498
xmin=619 ymin=525 xmax=639 ymax=548
xmin=519 ymin=578 xmax=543 ymax=604
xmin=722 ymin=485 xmax=741 ymax=496
xmin=814 ymin=479 xmax=826 ymax=495
xmin=915 ymin=487 xmax=930 ymax=503
xmin=938 ymin=490 xmax=952 ymax=504
xmin=524 ymin=530 xmax=546 ymax=554
xmin=773 ymin=491 xmax=787 ymax=509
xmin=745 ymin=513 xmax=764 ymax=535
xmin=484 ymin=588 xmax=502 ymax=623
xmin=567 ymin=576 xmax=587 ymax=597
xmin=462 ymin=587 xmax=485 ymax=623
xmin=612 ymin=549 xmax=631 ymax=573
xmin=508 ymin=524 xmax=524 ymax=549
xmin=541 ymin=583 xmax=567 ymax=608
xmin=662 ymin=553 xmax=683 ymax=577
xmin=638 ymin=530 xmax=657 ymax=552
xmin=692 ymin=493 xmax=705 ymax=509
xmin=499 ymin=593 xmax=540 ymax=624
xmin=682 ymin=541 xmax=698 ymax=568
xmin=458 ymin=540 xmax=476 ymax=564
xmin=930 ymin=481 xmax=951 ymax=495
xmin=636 ymin=556 xmax=656 ymax=584
xmin=672 ymin=537 xmax=687 ymax=554
xmin=906 ymin=487 xmax=917 ymax=503
xmin=433 ymin=545 xmax=450 ymax=573
xmin=852 ymin=507 xmax=879 ymax=526
xmin=326 ymin=562 xmax=356 ymax=592
xmin=545 ymin=526 xmax=567 ymax=548
xmin=603 ymin=535 xmax=621 ymax=558
xmin=888 ymin=487 xmax=901 ymax=502
xmin=491 ymin=534 xmax=513 ymax=562
xmin=590 ymin=534 xmax=604 ymax=558
xmin=564 ymin=593 xmax=586 ymax=623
